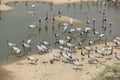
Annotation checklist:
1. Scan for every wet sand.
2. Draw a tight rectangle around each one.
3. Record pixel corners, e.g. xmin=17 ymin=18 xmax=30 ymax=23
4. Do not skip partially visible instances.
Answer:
xmin=2 ymin=39 xmax=120 ymax=80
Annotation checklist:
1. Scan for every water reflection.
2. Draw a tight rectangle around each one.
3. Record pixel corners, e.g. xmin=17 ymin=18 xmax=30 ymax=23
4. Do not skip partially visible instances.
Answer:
xmin=25 ymin=2 xmax=28 ymax=7
xmin=45 ymin=24 xmax=48 ymax=34
xmin=52 ymin=24 xmax=55 ymax=33
xmin=57 ymin=23 xmax=61 ymax=30
xmin=72 ymin=3 xmax=76 ymax=9
xmin=38 ymin=26 xmax=41 ymax=34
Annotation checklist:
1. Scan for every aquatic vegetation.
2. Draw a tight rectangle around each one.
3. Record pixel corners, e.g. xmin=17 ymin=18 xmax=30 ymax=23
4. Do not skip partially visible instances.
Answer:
xmin=57 ymin=23 xmax=61 ymax=30
xmin=93 ymin=65 xmax=120 ymax=80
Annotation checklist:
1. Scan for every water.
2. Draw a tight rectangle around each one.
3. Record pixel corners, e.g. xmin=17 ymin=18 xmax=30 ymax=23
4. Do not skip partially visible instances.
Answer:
xmin=0 ymin=1 xmax=120 ymax=62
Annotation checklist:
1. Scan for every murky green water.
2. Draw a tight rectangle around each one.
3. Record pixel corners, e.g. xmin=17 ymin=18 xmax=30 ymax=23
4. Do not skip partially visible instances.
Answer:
xmin=0 ymin=1 xmax=120 ymax=61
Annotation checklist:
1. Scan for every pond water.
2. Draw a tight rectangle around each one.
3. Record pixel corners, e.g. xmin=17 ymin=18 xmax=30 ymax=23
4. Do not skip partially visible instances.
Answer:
xmin=0 ymin=1 xmax=120 ymax=62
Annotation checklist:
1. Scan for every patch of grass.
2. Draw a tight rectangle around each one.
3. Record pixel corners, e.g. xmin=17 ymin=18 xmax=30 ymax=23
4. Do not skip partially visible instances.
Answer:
xmin=93 ymin=65 xmax=120 ymax=80
xmin=0 ymin=66 xmax=12 ymax=80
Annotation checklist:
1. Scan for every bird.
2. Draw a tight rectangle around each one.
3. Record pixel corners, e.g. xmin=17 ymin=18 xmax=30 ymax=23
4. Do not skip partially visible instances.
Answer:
xmin=68 ymin=52 xmax=78 ymax=61
xmin=86 ymin=17 xmax=90 ymax=25
xmin=49 ymin=49 xmax=60 ymax=64
xmin=78 ymin=42 xmax=82 ymax=49
xmin=58 ymin=8 xmax=62 ymax=17
xmin=38 ymin=18 xmax=42 ymax=25
xmin=28 ymin=11 xmax=35 ymax=14
xmin=36 ymin=44 xmax=45 ymax=53
xmin=78 ymin=41 xmax=82 ymax=46
xmin=95 ymin=45 xmax=105 ymax=56
xmin=27 ymin=56 xmax=38 ymax=64
xmin=88 ymin=52 xmax=95 ymax=59
xmin=85 ymin=46 xmax=92 ymax=51
xmin=103 ymin=16 xmax=107 ymax=22
xmin=72 ymin=60 xmax=83 ymax=66
xmin=66 ymin=51 xmax=72 ymax=57
xmin=57 ymin=39 xmax=66 ymax=45
xmin=113 ymin=39 xmax=118 ymax=46
xmin=63 ymin=26 xmax=68 ymax=33
xmin=40 ymin=42 xmax=49 ymax=52
xmin=69 ymin=17 xmax=73 ymax=26
xmin=29 ymin=24 xmax=37 ymax=28
xmin=94 ymin=0 xmax=98 ymax=2
xmin=42 ymin=40 xmax=50 ymax=47
xmin=52 ymin=15 xmax=55 ymax=22
xmin=103 ymin=1 xmax=107 ymax=6
xmin=27 ymin=39 xmax=31 ymax=45
xmin=84 ymin=27 xmax=91 ymax=33
xmin=92 ymin=18 xmax=96 ymax=25
xmin=81 ymin=49 xmax=85 ymax=56
xmin=60 ymin=51 xmax=73 ymax=61
xmin=102 ymin=25 xmax=106 ymax=28
xmin=102 ymin=10 xmax=106 ymax=16
xmin=80 ymin=31 xmax=85 ymax=35
xmin=109 ymin=21 xmax=112 ymax=26
xmin=65 ymin=36 xmax=71 ymax=41
xmin=48 ymin=0 xmax=52 ymax=2
xmin=115 ymin=52 xmax=120 ymax=60
xmin=66 ymin=42 xmax=74 ymax=48
xmin=45 ymin=13 xmax=48 ymax=23
xmin=113 ymin=38 xmax=120 ymax=46
xmin=105 ymin=49 xmax=113 ymax=56
xmin=22 ymin=40 xmax=31 ymax=48
xmin=49 ymin=52 xmax=54 ymax=64
xmin=55 ymin=33 xmax=59 ymax=39
xmin=112 ymin=0 xmax=118 ymax=3
xmin=88 ymin=39 xmax=94 ymax=45
xmin=116 ymin=36 xmax=120 ymax=41
xmin=31 ymin=4 xmax=36 ymax=8
xmin=88 ymin=53 xmax=98 ymax=64
xmin=12 ymin=46 xmax=21 ymax=57
xmin=94 ymin=31 xmax=100 ymax=35
xmin=116 ymin=40 xmax=120 ymax=45
xmin=104 ymin=39 xmax=109 ymax=47
xmin=7 ymin=40 xmax=16 ymax=47
xmin=59 ymin=46 xmax=70 ymax=52
xmin=62 ymin=23 xmax=69 ymax=27
xmin=98 ymin=33 xmax=105 ymax=40
xmin=69 ymin=28 xmax=76 ymax=33
xmin=73 ymin=44 xmax=78 ymax=50
xmin=76 ymin=27 xmax=81 ymax=32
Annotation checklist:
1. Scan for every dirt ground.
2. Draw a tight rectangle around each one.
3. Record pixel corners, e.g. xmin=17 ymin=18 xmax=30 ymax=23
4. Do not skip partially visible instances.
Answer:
xmin=2 ymin=40 xmax=120 ymax=80
xmin=0 ymin=65 xmax=12 ymax=80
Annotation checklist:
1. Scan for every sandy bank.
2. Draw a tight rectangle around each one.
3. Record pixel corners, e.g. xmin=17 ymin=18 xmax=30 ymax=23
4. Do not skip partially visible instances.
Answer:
xmin=1 ymin=0 xmax=96 ymax=4
xmin=48 ymin=16 xmax=86 ymax=25
xmin=116 ymin=18 xmax=120 ymax=22
xmin=2 ymin=39 xmax=120 ymax=80
xmin=0 ymin=65 xmax=13 ymax=80
xmin=0 ymin=0 xmax=96 ymax=11
xmin=0 ymin=4 xmax=14 ymax=11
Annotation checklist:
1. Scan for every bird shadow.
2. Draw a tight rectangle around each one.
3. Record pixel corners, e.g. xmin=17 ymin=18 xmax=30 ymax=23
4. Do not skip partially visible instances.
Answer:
xmin=72 ymin=67 xmax=83 ymax=71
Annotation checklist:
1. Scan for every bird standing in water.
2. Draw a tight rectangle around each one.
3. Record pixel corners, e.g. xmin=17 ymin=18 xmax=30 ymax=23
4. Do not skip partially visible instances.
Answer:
xmin=69 ymin=17 xmax=73 ymax=26
xmin=58 ymin=8 xmax=62 ymax=17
